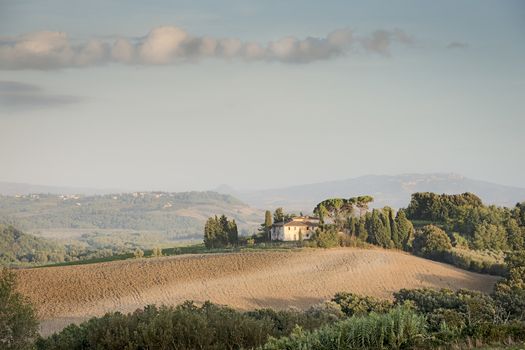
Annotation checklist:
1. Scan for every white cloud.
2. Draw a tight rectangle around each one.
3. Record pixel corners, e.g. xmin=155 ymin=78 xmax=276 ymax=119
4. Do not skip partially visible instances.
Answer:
xmin=218 ymin=38 xmax=243 ymax=58
xmin=111 ymin=38 xmax=135 ymax=63
xmin=198 ymin=37 xmax=218 ymax=56
xmin=0 ymin=26 xmax=414 ymax=70
xmin=138 ymin=26 xmax=188 ymax=64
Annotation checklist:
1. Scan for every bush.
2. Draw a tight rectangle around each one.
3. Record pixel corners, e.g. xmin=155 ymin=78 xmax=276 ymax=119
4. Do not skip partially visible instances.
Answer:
xmin=492 ymin=251 xmax=525 ymax=321
xmin=440 ymin=248 xmax=507 ymax=276
xmin=151 ymin=247 xmax=163 ymax=257
xmin=339 ymin=234 xmax=370 ymax=248
xmin=247 ymin=302 xmax=343 ymax=337
xmin=451 ymin=232 xmax=469 ymax=249
xmin=133 ymin=248 xmax=144 ymax=258
xmin=394 ymin=288 xmax=501 ymax=335
xmin=0 ymin=268 xmax=39 ymax=350
xmin=38 ymin=302 xmax=276 ymax=350
xmin=412 ymin=225 xmax=452 ymax=259
xmin=313 ymin=228 xmax=339 ymax=248
xmin=332 ymin=292 xmax=392 ymax=317
xmin=37 ymin=301 xmax=344 ymax=350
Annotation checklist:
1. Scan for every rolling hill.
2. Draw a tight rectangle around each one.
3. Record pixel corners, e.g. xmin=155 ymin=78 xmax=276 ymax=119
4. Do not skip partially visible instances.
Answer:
xmin=0 ymin=191 xmax=263 ymax=244
xmin=15 ymin=248 xmax=500 ymax=336
xmin=220 ymin=173 xmax=525 ymax=212
xmin=0 ymin=224 xmax=65 ymax=265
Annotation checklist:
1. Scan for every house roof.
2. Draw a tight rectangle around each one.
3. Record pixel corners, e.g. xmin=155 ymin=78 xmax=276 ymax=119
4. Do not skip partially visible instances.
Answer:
xmin=273 ymin=220 xmax=319 ymax=227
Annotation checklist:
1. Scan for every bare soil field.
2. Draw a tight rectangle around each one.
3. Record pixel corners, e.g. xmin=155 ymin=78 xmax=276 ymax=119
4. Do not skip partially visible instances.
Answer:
xmin=15 ymin=248 xmax=500 ymax=336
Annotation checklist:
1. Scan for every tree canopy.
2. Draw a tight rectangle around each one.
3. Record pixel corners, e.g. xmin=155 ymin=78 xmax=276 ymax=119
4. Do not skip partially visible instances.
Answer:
xmin=203 ymin=215 xmax=238 ymax=248
xmin=313 ymin=196 xmax=374 ymax=230
xmin=0 ymin=268 xmax=38 ymax=350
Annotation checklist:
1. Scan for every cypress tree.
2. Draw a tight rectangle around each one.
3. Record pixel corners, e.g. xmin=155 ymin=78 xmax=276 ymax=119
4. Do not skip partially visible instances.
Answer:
xmin=219 ymin=215 xmax=230 ymax=246
xmin=204 ymin=217 xmax=218 ymax=248
xmin=273 ymin=208 xmax=284 ymax=223
xmin=348 ymin=216 xmax=358 ymax=236
xmin=382 ymin=208 xmax=392 ymax=237
xmin=506 ymin=218 xmax=524 ymax=251
xmin=318 ymin=204 xmax=326 ymax=225
xmin=228 ymin=219 xmax=238 ymax=246
xmin=387 ymin=208 xmax=400 ymax=248
xmin=264 ymin=210 xmax=272 ymax=241
xmin=395 ymin=209 xmax=415 ymax=250
xmin=357 ymin=217 xmax=368 ymax=242
xmin=369 ymin=209 xmax=391 ymax=248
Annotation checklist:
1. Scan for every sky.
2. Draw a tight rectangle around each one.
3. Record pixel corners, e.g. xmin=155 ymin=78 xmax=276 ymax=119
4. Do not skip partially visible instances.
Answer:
xmin=0 ymin=0 xmax=524 ymax=191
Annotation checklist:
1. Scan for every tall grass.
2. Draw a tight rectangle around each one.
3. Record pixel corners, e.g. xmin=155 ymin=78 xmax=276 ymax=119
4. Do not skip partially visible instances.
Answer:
xmin=262 ymin=306 xmax=427 ymax=350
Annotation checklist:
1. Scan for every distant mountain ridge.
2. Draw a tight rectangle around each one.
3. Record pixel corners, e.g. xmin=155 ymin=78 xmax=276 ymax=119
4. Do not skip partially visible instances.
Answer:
xmin=215 ymin=173 xmax=525 ymax=212
xmin=2 ymin=174 xmax=524 ymax=216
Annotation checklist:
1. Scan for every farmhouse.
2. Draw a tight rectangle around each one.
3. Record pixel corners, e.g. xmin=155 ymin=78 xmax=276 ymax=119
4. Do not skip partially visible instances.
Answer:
xmin=270 ymin=216 xmax=320 ymax=241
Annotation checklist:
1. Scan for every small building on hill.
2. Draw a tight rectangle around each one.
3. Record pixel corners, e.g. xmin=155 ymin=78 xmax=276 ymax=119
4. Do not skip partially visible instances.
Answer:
xmin=270 ymin=216 xmax=320 ymax=241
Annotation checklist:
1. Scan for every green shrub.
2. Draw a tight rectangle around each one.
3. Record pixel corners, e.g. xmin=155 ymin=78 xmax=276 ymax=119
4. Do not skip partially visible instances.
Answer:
xmin=262 ymin=305 xmax=427 ymax=350
xmin=493 ymin=251 xmax=525 ymax=321
xmin=339 ymin=234 xmax=371 ymax=248
xmin=332 ymin=292 xmax=392 ymax=317
xmin=133 ymin=248 xmax=144 ymax=259
xmin=451 ymin=232 xmax=469 ymax=249
xmin=394 ymin=288 xmax=501 ymax=335
xmin=425 ymin=247 xmax=507 ymax=276
xmin=247 ymin=302 xmax=343 ymax=337
xmin=37 ymin=300 xmax=345 ymax=350
xmin=313 ymin=228 xmax=339 ymax=248
xmin=412 ymin=225 xmax=452 ymax=259
xmin=37 ymin=302 xmax=276 ymax=350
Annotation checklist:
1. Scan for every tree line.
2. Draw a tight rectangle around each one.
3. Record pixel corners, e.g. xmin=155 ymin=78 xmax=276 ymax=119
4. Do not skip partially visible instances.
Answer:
xmin=406 ymin=192 xmax=525 ymax=251
xmin=306 ymin=193 xmax=524 ymax=275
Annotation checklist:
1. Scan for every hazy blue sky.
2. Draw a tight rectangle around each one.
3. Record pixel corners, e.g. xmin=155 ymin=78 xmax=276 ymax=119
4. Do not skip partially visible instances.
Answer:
xmin=0 ymin=0 xmax=524 ymax=191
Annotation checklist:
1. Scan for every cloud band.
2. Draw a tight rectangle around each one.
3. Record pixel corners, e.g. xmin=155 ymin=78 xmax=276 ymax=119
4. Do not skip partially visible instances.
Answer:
xmin=0 ymin=26 xmax=413 ymax=70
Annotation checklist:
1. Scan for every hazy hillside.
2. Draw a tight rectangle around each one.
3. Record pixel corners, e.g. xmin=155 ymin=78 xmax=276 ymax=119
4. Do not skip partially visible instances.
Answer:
xmin=0 ymin=191 xmax=263 ymax=242
xmin=0 ymin=224 xmax=65 ymax=265
xmin=221 ymin=173 xmax=525 ymax=212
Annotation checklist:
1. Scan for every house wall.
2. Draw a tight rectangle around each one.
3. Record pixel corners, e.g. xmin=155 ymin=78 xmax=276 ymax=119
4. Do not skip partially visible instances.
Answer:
xmin=279 ymin=225 xmax=316 ymax=241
